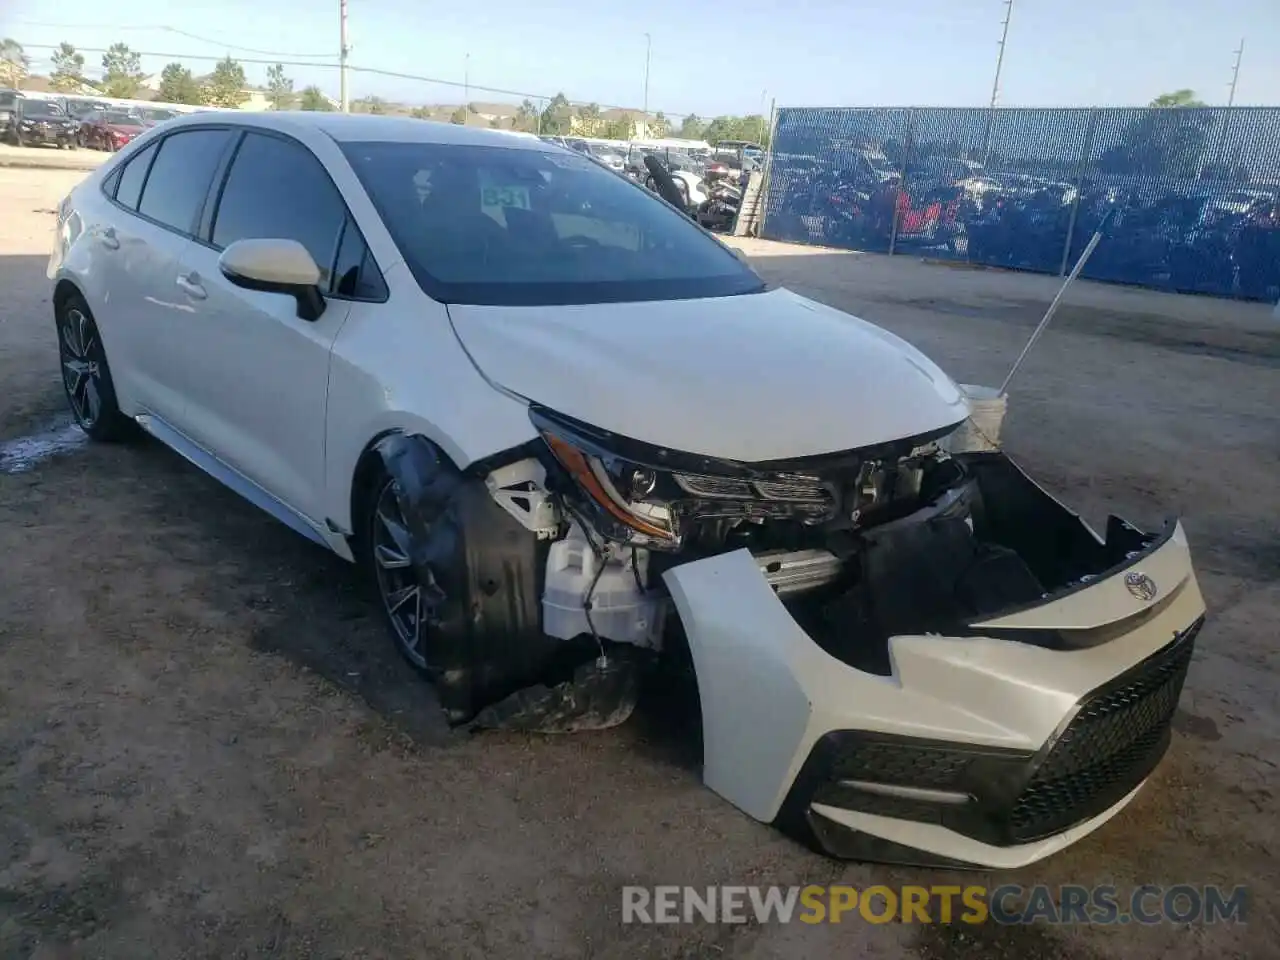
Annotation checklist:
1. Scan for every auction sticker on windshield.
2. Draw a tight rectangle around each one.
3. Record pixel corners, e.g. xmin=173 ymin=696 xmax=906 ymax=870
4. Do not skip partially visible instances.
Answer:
xmin=479 ymin=169 xmax=532 ymax=213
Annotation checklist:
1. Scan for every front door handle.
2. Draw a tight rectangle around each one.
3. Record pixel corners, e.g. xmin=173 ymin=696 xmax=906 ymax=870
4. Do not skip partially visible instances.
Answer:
xmin=175 ymin=273 xmax=207 ymax=300
xmin=99 ymin=227 xmax=119 ymax=250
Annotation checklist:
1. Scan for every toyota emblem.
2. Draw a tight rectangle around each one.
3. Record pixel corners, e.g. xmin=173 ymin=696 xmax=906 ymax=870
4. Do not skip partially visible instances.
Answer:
xmin=1125 ymin=571 xmax=1158 ymax=602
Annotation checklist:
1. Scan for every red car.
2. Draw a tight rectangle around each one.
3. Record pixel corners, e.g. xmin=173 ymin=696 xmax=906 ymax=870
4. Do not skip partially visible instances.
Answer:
xmin=78 ymin=111 xmax=147 ymax=152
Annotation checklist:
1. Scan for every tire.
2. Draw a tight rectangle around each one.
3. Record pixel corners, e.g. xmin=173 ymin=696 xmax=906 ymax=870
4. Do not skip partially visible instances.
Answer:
xmin=359 ymin=471 xmax=443 ymax=678
xmin=55 ymin=293 xmax=134 ymax=442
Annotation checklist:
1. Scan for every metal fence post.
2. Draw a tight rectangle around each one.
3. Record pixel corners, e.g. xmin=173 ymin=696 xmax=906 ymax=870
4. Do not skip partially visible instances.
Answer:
xmin=1058 ymin=108 xmax=1098 ymax=277
xmin=757 ymin=98 xmax=780 ymax=239
xmin=888 ymin=108 xmax=915 ymax=256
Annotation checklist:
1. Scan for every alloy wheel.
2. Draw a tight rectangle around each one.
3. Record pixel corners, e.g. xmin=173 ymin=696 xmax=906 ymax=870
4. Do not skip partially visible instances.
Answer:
xmin=58 ymin=306 xmax=103 ymax=430
xmin=371 ymin=480 xmax=446 ymax=670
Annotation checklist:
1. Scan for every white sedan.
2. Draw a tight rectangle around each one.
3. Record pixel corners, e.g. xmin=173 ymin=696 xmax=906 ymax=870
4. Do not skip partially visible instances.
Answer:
xmin=48 ymin=112 xmax=1205 ymax=868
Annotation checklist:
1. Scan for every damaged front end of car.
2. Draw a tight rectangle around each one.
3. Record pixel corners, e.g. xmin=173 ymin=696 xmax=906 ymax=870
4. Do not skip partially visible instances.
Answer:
xmin=377 ymin=404 xmax=1205 ymax=868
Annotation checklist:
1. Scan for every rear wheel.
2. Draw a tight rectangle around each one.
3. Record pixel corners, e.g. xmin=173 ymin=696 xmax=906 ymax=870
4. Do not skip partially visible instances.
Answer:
xmin=56 ymin=294 xmax=133 ymax=441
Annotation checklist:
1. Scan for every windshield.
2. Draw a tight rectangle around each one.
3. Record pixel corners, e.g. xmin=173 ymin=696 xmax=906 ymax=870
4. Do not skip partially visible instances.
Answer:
xmin=341 ymin=141 xmax=764 ymax=306
xmin=102 ymin=111 xmax=142 ymax=125
xmin=24 ymin=102 xmax=65 ymax=119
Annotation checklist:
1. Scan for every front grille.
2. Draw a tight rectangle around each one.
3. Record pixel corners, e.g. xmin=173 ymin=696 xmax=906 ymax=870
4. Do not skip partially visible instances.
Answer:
xmin=674 ymin=472 xmax=833 ymax=505
xmin=1008 ymin=619 xmax=1201 ymax=841
xmin=753 ymin=475 xmax=830 ymax=503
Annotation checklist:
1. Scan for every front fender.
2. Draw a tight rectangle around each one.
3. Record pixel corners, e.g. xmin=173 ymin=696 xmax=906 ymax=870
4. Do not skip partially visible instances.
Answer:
xmin=323 ymin=265 xmax=538 ymax=533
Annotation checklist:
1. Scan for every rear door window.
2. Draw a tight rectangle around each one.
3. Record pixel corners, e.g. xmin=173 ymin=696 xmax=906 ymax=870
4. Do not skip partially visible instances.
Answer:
xmin=113 ymin=140 xmax=159 ymax=210
xmin=137 ymin=128 xmax=233 ymax=234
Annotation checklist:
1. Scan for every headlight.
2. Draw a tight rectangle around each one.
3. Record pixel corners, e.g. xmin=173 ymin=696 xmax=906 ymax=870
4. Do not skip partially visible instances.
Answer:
xmin=531 ymin=408 xmax=838 ymax=550
xmin=536 ymin=420 xmax=679 ymax=547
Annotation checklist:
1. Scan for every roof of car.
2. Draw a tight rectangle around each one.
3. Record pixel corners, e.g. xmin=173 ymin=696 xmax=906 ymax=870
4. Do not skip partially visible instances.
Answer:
xmin=164 ymin=109 xmax=553 ymax=150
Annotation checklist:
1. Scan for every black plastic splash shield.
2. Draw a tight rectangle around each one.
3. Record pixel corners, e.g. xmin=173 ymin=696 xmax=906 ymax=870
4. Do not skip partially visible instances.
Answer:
xmin=374 ymin=434 xmax=562 ymax=723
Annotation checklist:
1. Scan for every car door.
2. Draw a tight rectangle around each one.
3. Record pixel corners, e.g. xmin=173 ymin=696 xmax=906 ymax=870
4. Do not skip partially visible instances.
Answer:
xmin=91 ymin=128 xmax=235 ymax=424
xmin=171 ymin=129 xmax=378 ymax=524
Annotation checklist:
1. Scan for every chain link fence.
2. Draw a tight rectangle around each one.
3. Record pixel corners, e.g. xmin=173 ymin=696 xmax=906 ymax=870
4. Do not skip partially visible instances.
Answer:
xmin=760 ymin=106 xmax=1280 ymax=301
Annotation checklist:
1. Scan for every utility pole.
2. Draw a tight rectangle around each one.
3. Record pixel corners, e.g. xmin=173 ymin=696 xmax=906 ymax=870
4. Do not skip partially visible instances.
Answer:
xmin=339 ymin=0 xmax=350 ymax=112
xmin=1227 ymin=37 xmax=1244 ymax=107
xmin=981 ymin=0 xmax=1014 ymax=163
xmin=464 ymin=53 xmax=470 ymax=123
xmin=642 ymin=33 xmax=651 ymax=137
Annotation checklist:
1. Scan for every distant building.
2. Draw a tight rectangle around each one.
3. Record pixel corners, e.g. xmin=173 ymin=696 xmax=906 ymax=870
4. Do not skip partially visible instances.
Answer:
xmin=18 ymin=75 xmax=101 ymax=97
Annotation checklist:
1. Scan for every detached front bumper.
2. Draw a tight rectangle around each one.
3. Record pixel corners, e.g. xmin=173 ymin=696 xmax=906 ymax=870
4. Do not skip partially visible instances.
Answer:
xmin=663 ymin=520 xmax=1206 ymax=868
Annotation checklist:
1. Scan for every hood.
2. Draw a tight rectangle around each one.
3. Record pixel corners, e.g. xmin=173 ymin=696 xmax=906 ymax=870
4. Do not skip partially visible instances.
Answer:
xmin=107 ymin=124 xmax=142 ymax=135
xmin=448 ymin=287 xmax=969 ymax=462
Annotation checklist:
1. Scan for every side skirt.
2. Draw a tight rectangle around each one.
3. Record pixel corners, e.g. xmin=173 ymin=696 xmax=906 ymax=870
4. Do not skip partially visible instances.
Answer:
xmin=134 ymin=413 xmax=353 ymax=560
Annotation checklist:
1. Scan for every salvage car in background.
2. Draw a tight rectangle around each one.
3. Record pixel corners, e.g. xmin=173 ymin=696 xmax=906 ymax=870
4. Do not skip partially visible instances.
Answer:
xmin=48 ymin=112 xmax=1206 ymax=868
xmin=2 ymin=96 xmax=78 ymax=148
xmin=78 ymin=110 xmax=148 ymax=151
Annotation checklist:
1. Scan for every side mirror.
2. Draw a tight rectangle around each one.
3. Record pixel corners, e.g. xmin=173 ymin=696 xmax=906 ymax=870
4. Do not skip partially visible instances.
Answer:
xmin=218 ymin=238 xmax=326 ymax=321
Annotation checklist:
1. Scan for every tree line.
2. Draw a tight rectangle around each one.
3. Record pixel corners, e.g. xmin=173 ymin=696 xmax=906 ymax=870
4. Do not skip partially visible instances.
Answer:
xmin=0 ymin=38 xmax=332 ymax=110
xmin=2 ymin=37 xmax=771 ymax=143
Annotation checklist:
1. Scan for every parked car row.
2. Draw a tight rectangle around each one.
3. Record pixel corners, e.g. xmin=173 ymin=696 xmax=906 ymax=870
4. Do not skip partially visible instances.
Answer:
xmin=0 ymin=94 xmax=79 ymax=148
xmin=1 ymin=88 xmax=189 ymax=150
xmin=539 ymin=134 xmax=767 ymax=235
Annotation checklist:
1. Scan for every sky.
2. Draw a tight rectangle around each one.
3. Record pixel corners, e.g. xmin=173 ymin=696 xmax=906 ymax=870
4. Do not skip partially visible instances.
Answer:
xmin=4 ymin=0 xmax=1279 ymax=117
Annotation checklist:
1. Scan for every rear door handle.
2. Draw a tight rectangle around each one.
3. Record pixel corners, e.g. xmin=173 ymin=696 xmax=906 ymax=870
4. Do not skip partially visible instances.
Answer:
xmin=175 ymin=273 xmax=207 ymax=300
xmin=99 ymin=227 xmax=119 ymax=250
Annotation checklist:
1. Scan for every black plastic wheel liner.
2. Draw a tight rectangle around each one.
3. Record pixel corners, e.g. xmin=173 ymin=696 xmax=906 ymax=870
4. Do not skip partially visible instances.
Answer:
xmin=374 ymin=434 xmax=570 ymax=723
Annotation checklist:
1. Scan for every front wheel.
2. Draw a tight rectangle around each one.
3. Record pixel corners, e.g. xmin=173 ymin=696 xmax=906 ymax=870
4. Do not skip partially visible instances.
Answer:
xmin=56 ymin=294 xmax=134 ymax=441
xmin=364 ymin=474 xmax=450 ymax=675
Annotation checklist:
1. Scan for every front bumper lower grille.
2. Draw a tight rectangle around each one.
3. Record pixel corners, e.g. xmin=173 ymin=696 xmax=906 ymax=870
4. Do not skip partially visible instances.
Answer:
xmin=776 ymin=617 xmax=1202 ymax=862
xmin=1008 ymin=616 xmax=1200 ymax=841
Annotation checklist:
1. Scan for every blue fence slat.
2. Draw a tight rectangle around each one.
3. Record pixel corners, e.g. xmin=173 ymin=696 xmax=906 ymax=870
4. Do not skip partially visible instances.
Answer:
xmin=760 ymin=105 xmax=1280 ymax=302
xmin=764 ymin=108 xmax=910 ymax=253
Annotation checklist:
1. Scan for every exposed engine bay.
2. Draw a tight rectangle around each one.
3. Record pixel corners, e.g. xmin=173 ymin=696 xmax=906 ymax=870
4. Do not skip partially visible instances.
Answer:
xmin=467 ymin=405 xmax=1164 ymax=696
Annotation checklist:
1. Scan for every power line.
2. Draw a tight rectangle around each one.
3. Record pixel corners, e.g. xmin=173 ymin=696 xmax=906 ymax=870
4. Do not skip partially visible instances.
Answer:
xmin=23 ymin=44 xmax=694 ymax=116
xmin=20 ymin=42 xmax=698 ymax=118
xmin=10 ymin=22 xmax=333 ymax=58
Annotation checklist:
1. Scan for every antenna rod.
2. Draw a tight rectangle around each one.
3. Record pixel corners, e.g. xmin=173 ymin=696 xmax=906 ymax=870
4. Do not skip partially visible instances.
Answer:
xmin=982 ymin=0 xmax=1015 ymax=161
xmin=1227 ymin=38 xmax=1244 ymax=107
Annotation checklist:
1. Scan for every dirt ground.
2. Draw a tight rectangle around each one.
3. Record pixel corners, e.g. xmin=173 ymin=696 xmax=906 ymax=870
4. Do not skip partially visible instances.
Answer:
xmin=1 ymin=167 xmax=1276 ymax=959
